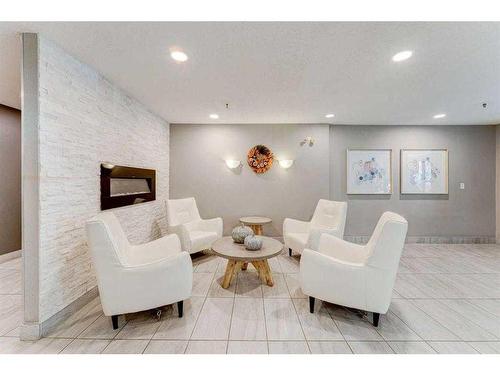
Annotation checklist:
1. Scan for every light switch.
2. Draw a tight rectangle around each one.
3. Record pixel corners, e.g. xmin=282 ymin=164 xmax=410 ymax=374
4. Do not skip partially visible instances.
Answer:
xmin=459 ymin=182 xmax=465 ymax=190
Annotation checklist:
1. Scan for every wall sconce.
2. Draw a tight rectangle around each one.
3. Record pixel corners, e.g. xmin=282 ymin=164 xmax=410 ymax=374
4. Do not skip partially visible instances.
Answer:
xmin=278 ymin=159 xmax=294 ymax=169
xmin=300 ymin=136 xmax=315 ymax=147
xmin=225 ymin=159 xmax=241 ymax=169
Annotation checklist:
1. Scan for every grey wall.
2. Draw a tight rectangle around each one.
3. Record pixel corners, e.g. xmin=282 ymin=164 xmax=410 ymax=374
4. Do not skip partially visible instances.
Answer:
xmin=170 ymin=124 xmax=330 ymax=236
xmin=170 ymin=123 xmax=496 ymax=241
xmin=331 ymin=125 xmax=496 ymax=241
xmin=0 ymin=104 xmax=21 ymax=255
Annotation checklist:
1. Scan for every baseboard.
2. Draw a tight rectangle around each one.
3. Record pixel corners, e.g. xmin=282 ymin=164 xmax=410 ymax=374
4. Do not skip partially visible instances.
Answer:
xmin=344 ymin=235 xmax=496 ymax=245
xmin=0 ymin=249 xmax=21 ymax=263
xmin=20 ymin=286 xmax=99 ymax=341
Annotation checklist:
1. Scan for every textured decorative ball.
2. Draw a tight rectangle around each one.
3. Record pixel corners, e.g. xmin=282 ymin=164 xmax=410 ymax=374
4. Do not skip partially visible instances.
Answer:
xmin=232 ymin=224 xmax=254 ymax=244
xmin=244 ymin=235 xmax=263 ymax=251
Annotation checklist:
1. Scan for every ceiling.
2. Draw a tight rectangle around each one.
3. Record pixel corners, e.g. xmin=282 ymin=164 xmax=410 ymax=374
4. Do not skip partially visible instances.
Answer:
xmin=0 ymin=22 xmax=499 ymax=125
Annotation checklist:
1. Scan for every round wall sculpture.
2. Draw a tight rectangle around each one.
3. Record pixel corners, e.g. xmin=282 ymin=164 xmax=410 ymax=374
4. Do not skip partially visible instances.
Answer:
xmin=247 ymin=144 xmax=274 ymax=173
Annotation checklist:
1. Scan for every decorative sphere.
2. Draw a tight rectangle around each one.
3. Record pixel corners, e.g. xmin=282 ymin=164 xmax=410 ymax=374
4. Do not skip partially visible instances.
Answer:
xmin=232 ymin=224 xmax=254 ymax=244
xmin=244 ymin=235 xmax=263 ymax=251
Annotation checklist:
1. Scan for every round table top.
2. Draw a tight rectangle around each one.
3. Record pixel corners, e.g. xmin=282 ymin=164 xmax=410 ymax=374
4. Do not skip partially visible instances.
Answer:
xmin=212 ymin=236 xmax=283 ymax=261
xmin=239 ymin=216 xmax=272 ymax=225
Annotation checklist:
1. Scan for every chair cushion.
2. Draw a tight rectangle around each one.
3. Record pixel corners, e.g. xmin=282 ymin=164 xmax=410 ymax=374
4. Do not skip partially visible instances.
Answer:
xmin=189 ymin=230 xmax=219 ymax=253
xmin=285 ymin=232 xmax=309 ymax=254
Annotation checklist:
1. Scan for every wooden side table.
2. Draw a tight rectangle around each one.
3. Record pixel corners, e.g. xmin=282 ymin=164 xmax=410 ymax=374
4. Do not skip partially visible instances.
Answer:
xmin=211 ymin=236 xmax=283 ymax=288
xmin=239 ymin=216 xmax=272 ymax=235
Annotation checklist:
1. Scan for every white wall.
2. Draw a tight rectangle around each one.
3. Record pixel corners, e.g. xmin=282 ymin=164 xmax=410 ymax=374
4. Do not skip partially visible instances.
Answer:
xmin=497 ymin=125 xmax=500 ymax=243
xmin=0 ymin=105 xmax=21 ymax=255
xmin=28 ymin=36 xmax=170 ymax=325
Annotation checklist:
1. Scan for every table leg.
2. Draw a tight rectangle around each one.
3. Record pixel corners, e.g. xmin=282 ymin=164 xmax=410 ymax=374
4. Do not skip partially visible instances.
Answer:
xmin=241 ymin=262 xmax=248 ymax=271
xmin=250 ymin=224 xmax=263 ymax=235
xmin=222 ymin=260 xmax=236 ymax=289
xmin=261 ymin=260 xmax=274 ymax=287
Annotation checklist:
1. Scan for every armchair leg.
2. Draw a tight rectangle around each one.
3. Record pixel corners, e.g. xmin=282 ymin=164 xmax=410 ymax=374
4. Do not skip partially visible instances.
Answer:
xmin=372 ymin=312 xmax=380 ymax=327
xmin=289 ymin=248 xmax=292 ymax=256
xmin=309 ymin=296 xmax=315 ymax=313
xmin=111 ymin=315 xmax=119 ymax=330
xmin=177 ymin=301 xmax=184 ymax=318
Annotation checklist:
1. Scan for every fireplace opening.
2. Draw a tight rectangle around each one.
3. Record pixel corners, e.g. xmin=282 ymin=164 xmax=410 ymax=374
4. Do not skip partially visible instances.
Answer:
xmin=101 ymin=164 xmax=156 ymax=210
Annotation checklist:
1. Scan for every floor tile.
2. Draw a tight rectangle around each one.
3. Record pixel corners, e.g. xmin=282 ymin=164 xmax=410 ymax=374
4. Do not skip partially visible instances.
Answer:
xmin=374 ymin=311 xmax=421 ymax=341
xmin=428 ymin=341 xmax=478 ymax=354
xmin=264 ymin=299 xmax=304 ymax=340
xmin=262 ymin=274 xmax=290 ymax=298
xmin=115 ymin=311 xmax=163 ymax=340
xmin=284 ymin=273 xmax=307 ymax=299
xmin=308 ymin=341 xmax=352 ymax=354
xmin=191 ymin=297 xmax=233 ymax=340
xmin=192 ymin=273 xmax=214 ymax=297
xmin=144 ymin=340 xmax=188 ymax=354
xmin=235 ymin=271 xmax=263 ymax=298
xmin=60 ymin=339 xmax=110 ymax=354
xmin=348 ymin=341 xmax=394 ymax=354
xmin=0 ymin=295 xmax=23 ymax=336
xmin=387 ymin=341 xmax=436 ymax=354
xmin=469 ymin=299 xmax=500 ymax=318
xmin=78 ymin=314 xmax=123 ymax=339
xmin=412 ymin=299 xmax=497 ymax=341
xmin=209 ymin=273 xmax=236 ymax=298
xmin=230 ymin=298 xmax=266 ymax=340
xmin=0 ymin=269 xmax=21 ymax=295
xmin=268 ymin=341 xmax=310 ymax=354
xmin=153 ymin=297 xmax=204 ymax=340
xmin=389 ymin=299 xmax=458 ymax=341
xmin=227 ymin=341 xmax=268 ymax=354
xmin=0 ymin=337 xmax=72 ymax=354
xmin=293 ymin=299 xmax=343 ymax=340
xmin=277 ymin=255 xmax=300 ymax=274
xmin=185 ymin=340 xmax=227 ymax=354
xmin=102 ymin=339 xmax=149 ymax=354
xmin=334 ymin=317 xmax=383 ymax=341
xmin=46 ymin=297 xmax=102 ymax=338
xmin=468 ymin=341 xmax=500 ymax=354
xmin=267 ymin=257 xmax=283 ymax=274
xmin=193 ymin=256 xmax=221 ymax=273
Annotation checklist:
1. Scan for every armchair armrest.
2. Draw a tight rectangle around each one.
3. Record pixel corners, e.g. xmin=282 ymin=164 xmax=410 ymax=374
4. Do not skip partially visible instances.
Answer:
xmin=306 ymin=226 xmax=342 ymax=251
xmin=318 ymin=233 xmax=369 ymax=264
xmin=130 ymin=234 xmax=182 ymax=264
xmin=197 ymin=217 xmax=223 ymax=237
xmin=169 ymin=224 xmax=192 ymax=253
xmin=299 ymin=249 xmax=366 ymax=307
xmin=283 ymin=218 xmax=310 ymax=235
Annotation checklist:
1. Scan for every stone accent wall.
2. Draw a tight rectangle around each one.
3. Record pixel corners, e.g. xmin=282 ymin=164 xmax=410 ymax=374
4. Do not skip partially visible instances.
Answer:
xmin=38 ymin=37 xmax=169 ymax=322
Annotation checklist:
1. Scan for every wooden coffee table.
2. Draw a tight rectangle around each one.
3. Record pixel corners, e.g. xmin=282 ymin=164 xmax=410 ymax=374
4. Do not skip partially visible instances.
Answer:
xmin=239 ymin=216 xmax=272 ymax=235
xmin=212 ymin=236 xmax=283 ymax=289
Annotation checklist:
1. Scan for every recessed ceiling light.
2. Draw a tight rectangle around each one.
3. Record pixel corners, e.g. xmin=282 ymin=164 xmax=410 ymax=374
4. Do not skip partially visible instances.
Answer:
xmin=392 ymin=50 xmax=413 ymax=62
xmin=325 ymin=114 xmax=335 ymax=118
xmin=170 ymin=50 xmax=188 ymax=62
xmin=209 ymin=113 xmax=219 ymax=119
xmin=433 ymin=113 xmax=446 ymax=119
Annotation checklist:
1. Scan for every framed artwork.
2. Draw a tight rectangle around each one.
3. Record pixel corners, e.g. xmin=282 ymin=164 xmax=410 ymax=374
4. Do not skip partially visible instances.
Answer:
xmin=247 ymin=144 xmax=274 ymax=173
xmin=346 ymin=149 xmax=392 ymax=194
xmin=400 ymin=149 xmax=448 ymax=194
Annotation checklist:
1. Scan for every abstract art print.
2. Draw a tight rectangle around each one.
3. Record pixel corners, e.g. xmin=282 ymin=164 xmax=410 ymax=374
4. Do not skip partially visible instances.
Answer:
xmin=400 ymin=149 xmax=448 ymax=194
xmin=346 ymin=149 xmax=392 ymax=194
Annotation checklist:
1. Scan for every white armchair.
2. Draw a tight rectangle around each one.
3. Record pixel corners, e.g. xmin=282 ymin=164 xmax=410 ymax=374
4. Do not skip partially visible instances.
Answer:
xmin=283 ymin=199 xmax=347 ymax=256
xmin=85 ymin=212 xmax=193 ymax=329
xmin=166 ymin=197 xmax=223 ymax=254
xmin=299 ymin=211 xmax=408 ymax=327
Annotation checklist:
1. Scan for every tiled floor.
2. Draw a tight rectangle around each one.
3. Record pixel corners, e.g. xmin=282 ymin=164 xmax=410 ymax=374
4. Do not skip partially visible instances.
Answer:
xmin=1 ymin=244 xmax=500 ymax=354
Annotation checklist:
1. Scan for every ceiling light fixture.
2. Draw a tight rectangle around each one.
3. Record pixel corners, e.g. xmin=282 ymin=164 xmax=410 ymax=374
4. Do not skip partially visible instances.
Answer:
xmin=209 ymin=113 xmax=219 ymax=119
xmin=325 ymin=114 xmax=335 ymax=118
xmin=170 ymin=50 xmax=188 ymax=62
xmin=433 ymin=113 xmax=446 ymax=119
xmin=392 ymin=50 xmax=413 ymax=62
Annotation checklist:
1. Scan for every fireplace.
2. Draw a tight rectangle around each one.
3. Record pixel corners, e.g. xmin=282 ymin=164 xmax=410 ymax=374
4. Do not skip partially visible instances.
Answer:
xmin=100 ymin=164 xmax=156 ymax=210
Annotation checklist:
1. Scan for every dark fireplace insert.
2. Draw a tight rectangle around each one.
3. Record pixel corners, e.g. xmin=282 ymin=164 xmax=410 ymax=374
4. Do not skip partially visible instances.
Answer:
xmin=100 ymin=164 xmax=156 ymax=210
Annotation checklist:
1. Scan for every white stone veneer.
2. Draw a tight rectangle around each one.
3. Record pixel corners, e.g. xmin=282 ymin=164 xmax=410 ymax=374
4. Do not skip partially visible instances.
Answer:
xmin=38 ymin=37 xmax=169 ymax=321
